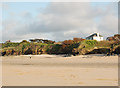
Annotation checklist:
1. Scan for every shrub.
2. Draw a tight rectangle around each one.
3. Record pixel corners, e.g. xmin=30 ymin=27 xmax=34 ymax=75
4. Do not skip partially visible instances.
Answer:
xmin=20 ymin=40 xmax=29 ymax=43
xmin=85 ymin=40 xmax=98 ymax=46
xmin=96 ymin=41 xmax=111 ymax=48
xmin=63 ymin=40 xmax=74 ymax=45
xmin=46 ymin=44 xmax=62 ymax=54
xmin=2 ymin=42 xmax=20 ymax=48
xmin=73 ymin=38 xmax=85 ymax=43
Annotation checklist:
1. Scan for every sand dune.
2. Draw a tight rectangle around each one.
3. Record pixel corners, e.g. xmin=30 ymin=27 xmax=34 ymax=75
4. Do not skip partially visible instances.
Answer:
xmin=2 ymin=54 xmax=118 ymax=86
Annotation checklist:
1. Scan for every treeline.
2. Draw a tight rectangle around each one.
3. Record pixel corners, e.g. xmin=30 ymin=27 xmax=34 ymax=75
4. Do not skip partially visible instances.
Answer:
xmin=1 ymin=34 xmax=120 ymax=56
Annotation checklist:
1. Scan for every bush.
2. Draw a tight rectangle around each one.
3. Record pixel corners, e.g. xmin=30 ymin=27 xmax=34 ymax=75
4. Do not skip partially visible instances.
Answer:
xmin=73 ymin=38 xmax=85 ymax=43
xmin=20 ymin=40 xmax=29 ymax=43
xmin=2 ymin=42 xmax=20 ymax=48
xmin=96 ymin=41 xmax=111 ymax=48
xmin=85 ymin=40 xmax=98 ymax=46
xmin=46 ymin=44 xmax=62 ymax=54
xmin=63 ymin=40 xmax=74 ymax=45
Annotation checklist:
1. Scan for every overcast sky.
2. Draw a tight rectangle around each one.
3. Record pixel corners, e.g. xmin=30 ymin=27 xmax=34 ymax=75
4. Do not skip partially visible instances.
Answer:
xmin=2 ymin=2 xmax=118 ymax=42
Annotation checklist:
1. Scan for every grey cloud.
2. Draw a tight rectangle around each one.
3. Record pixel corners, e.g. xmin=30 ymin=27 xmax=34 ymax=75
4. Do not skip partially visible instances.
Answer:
xmin=2 ymin=2 xmax=118 ymax=42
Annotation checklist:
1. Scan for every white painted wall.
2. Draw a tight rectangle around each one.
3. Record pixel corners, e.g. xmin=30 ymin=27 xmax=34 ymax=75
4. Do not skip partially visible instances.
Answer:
xmin=93 ymin=36 xmax=103 ymax=41
xmin=86 ymin=33 xmax=103 ymax=41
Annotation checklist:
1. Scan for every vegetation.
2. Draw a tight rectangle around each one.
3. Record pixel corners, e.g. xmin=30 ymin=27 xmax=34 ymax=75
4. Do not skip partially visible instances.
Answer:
xmin=1 ymin=34 xmax=120 ymax=56
xmin=2 ymin=42 xmax=20 ymax=48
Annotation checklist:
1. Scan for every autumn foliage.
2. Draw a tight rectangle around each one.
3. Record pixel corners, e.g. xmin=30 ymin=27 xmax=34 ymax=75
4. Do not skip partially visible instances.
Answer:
xmin=73 ymin=38 xmax=85 ymax=43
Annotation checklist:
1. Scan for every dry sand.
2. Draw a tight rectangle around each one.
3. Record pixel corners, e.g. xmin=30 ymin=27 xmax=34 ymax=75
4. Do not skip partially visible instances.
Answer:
xmin=1 ymin=54 xmax=118 ymax=86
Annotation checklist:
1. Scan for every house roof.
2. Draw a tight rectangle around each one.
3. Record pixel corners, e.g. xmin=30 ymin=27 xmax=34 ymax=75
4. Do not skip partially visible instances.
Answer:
xmin=86 ymin=33 xmax=103 ymax=38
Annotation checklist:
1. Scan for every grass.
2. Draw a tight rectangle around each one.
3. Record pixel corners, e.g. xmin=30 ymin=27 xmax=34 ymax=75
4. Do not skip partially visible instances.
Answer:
xmin=78 ymin=40 xmax=97 ymax=50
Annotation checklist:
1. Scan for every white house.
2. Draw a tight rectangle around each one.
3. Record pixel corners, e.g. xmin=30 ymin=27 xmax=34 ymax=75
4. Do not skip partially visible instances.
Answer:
xmin=86 ymin=33 xmax=103 ymax=41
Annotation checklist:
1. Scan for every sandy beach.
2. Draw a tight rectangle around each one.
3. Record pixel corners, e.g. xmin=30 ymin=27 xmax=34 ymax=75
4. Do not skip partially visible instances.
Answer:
xmin=1 ymin=54 xmax=118 ymax=86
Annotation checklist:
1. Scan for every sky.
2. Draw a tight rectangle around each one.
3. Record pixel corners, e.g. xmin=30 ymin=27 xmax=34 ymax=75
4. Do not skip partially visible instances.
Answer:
xmin=2 ymin=2 xmax=118 ymax=42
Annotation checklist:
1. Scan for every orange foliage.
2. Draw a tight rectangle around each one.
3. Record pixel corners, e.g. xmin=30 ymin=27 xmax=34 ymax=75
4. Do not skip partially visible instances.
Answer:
xmin=63 ymin=40 xmax=74 ymax=45
xmin=73 ymin=38 xmax=85 ymax=42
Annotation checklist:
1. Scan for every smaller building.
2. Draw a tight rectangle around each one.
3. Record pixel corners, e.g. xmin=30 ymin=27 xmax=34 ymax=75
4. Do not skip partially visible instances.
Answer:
xmin=86 ymin=33 xmax=103 ymax=41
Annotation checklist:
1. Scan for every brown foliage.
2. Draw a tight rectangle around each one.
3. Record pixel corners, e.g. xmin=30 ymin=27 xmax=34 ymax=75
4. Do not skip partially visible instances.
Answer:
xmin=62 ymin=40 xmax=74 ymax=45
xmin=107 ymin=34 xmax=120 ymax=41
xmin=73 ymin=38 xmax=85 ymax=42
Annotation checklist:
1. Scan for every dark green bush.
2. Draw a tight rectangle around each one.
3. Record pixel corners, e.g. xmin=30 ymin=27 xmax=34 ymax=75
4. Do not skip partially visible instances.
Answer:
xmin=20 ymin=40 xmax=29 ymax=43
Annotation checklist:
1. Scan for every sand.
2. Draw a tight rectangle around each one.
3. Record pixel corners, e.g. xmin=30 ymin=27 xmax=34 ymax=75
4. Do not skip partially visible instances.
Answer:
xmin=1 ymin=54 xmax=118 ymax=86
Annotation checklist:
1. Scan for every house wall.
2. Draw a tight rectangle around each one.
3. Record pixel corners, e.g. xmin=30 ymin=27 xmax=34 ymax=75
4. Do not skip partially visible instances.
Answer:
xmin=93 ymin=36 xmax=103 ymax=41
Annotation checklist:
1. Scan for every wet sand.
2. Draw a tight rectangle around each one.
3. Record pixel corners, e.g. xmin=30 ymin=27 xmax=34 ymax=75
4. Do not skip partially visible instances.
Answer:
xmin=1 ymin=54 xmax=118 ymax=86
